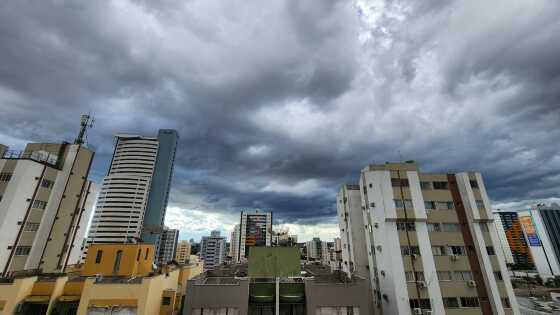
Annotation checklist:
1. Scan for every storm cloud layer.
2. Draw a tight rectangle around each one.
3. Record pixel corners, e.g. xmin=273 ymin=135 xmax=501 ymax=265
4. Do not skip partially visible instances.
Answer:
xmin=1 ymin=0 xmax=559 ymax=240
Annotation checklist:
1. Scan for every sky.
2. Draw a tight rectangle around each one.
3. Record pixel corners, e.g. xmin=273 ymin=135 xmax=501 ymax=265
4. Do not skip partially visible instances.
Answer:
xmin=1 ymin=0 xmax=559 ymax=242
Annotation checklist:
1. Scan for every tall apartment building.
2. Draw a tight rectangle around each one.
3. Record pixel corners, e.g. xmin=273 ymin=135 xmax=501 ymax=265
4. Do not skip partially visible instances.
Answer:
xmin=200 ymin=231 xmax=226 ymax=271
xmin=339 ymin=162 xmax=518 ymax=315
xmin=517 ymin=206 xmax=560 ymax=279
xmin=175 ymin=240 xmax=191 ymax=264
xmin=492 ymin=214 xmax=515 ymax=265
xmin=536 ymin=203 xmax=560 ymax=266
xmin=337 ymin=184 xmax=370 ymax=278
xmin=158 ymin=227 xmax=179 ymax=264
xmin=0 ymin=140 xmax=96 ymax=275
xmin=494 ymin=212 xmax=533 ymax=267
xmin=230 ymin=224 xmax=240 ymax=261
xmin=85 ymin=130 xmax=177 ymax=254
xmin=305 ymin=237 xmax=328 ymax=262
xmin=237 ymin=210 xmax=272 ymax=262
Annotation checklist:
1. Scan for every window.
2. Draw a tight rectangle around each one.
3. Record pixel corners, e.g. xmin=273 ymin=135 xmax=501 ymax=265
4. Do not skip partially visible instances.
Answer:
xmin=409 ymin=299 xmax=431 ymax=309
xmin=460 ymin=297 xmax=480 ymax=307
xmin=32 ymin=200 xmax=47 ymax=210
xmin=442 ymin=223 xmax=460 ymax=232
xmin=432 ymin=181 xmax=449 ymax=190
xmin=480 ymin=223 xmax=489 ymax=232
xmin=424 ymin=201 xmax=436 ymax=210
xmin=435 ymin=201 xmax=454 ymax=210
xmin=137 ymin=248 xmax=142 ymax=261
xmin=162 ymin=296 xmax=171 ymax=305
xmin=475 ymin=200 xmax=485 ymax=210
xmin=95 ymin=250 xmax=103 ymax=264
xmin=437 ymin=271 xmax=452 ymax=281
xmin=0 ymin=172 xmax=12 ymax=182
xmin=443 ymin=297 xmax=459 ymax=308
xmin=450 ymin=246 xmax=466 ymax=256
xmin=486 ymin=246 xmax=495 ymax=255
xmin=40 ymin=179 xmax=54 ymax=189
xmin=470 ymin=180 xmax=479 ymax=188
xmin=401 ymin=246 xmax=420 ymax=256
xmin=193 ymin=308 xmax=240 ymax=315
xmin=24 ymin=222 xmax=40 ymax=232
xmin=405 ymin=271 xmax=415 ymax=282
xmin=394 ymin=199 xmax=413 ymax=209
xmin=432 ymin=246 xmax=446 ymax=256
xmin=420 ymin=181 xmax=432 ymax=190
xmin=145 ymin=247 xmax=150 ymax=260
xmin=392 ymin=178 xmax=409 ymax=187
xmin=15 ymin=246 xmax=31 ymax=255
xmin=397 ymin=221 xmax=415 ymax=231
xmin=428 ymin=223 xmax=441 ymax=232
xmin=454 ymin=271 xmax=473 ymax=281
xmin=494 ymin=271 xmax=503 ymax=280
xmin=113 ymin=250 xmax=123 ymax=273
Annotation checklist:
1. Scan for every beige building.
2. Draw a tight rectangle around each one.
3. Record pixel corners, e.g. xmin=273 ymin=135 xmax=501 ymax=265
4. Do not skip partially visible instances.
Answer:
xmin=0 ymin=141 xmax=96 ymax=276
xmin=175 ymin=240 xmax=192 ymax=264
xmin=338 ymin=161 xmax=519 ymax=315
xmin=0 ymin=243 xmax=203 ymax=315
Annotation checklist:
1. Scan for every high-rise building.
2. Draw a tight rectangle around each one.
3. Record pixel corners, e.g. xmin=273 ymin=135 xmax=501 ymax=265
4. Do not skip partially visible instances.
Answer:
xmin=494 ymin=211 xmax=533 ymax=267
xmin=272 ymin=230 xmax=298 ymax=247
xmin=200 ymin=230 xmax=226 ymax=271
xmin=0 ymin=139 xmax=96 ymax=275
xmin=337 ymin=184 xmax=369 ymax=278
xmin=492 ymin=213 xmax=515 ymax=265
xmin=515 ymin=206 xmax=560 ymax=279
xmin=339 ymin=162 xmax=519 ymax=314
xmin=158 ymin=227 xmax=179 ymax=264
xmin=305 ymin=238 xmax=328 ymax=262
xmin=176 ymin=240 xmax=191 ymax=264
xmin=537 ymin=203 xmax=560 ymax=264
xmin=237 ymin=210 xmax=272 ymax=261
xmin=230 ymin=224 xmax=240 ymax=261
xmin=84 ymin=130 xmax=177 ymax=254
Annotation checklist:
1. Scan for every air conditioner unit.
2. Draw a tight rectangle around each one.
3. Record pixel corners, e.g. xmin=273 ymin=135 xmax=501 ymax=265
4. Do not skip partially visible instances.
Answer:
xmin=370 ymin=202 xmax=375 ymax=208
xmin=413 ymin=308 xmax=423 ymax=315
xmin=450 ymin=254 xmax=458 ymax=261
xmin=417 ymin=280 xmax=427 ymax=288
xmin=467 ymin=280 xmax=477 ymax=287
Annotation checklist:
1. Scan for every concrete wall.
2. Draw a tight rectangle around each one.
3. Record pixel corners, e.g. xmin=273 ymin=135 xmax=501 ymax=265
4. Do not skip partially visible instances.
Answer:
xmin=183 ymin=278 xmax=249 ymax=315
xmin=304 ymin=278 xmax=373 ymax=315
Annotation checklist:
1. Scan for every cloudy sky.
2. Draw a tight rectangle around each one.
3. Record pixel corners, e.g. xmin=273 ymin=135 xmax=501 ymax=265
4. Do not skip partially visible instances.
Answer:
xmin=1 ymin=0 xmax=559 ymax=242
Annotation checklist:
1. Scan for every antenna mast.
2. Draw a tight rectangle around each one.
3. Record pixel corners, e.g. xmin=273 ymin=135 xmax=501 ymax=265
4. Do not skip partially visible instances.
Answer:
xmin=75 ymin=114 xmax=94 ymax=145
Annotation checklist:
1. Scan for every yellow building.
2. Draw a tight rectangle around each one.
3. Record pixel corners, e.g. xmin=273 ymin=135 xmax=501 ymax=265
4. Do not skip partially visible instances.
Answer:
xmin=0 ymin=243 xmax=203 ymax=315
xmin=175 ymin=241 xmax=191 ymax=264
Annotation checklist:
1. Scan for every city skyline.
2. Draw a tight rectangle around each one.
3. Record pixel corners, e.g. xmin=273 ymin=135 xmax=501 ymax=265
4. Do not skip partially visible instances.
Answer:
xmin=1 ymin=1 xmax=559 ymax=243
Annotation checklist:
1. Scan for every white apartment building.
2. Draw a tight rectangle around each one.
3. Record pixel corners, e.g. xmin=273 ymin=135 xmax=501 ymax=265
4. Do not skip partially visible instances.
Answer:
xmin=237 ymin=211 xmax=272 ymax=261
xmin=0 ymin=142 xmax=96 ymax=275
xmin=158 ymin=227 xmax=179 ymax=264
xmin=338 ymin=162 xmax=519 ymax=315
xmin=230 ymin=224 xmax=240 ymax=262
xmin=336 ymin=184 xmax=370 ymax=278
xmin=201 ymin=231 xmax=227 ymax=271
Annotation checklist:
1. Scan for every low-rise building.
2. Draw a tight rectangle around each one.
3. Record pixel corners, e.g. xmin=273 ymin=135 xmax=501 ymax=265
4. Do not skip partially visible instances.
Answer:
xmin=0 ymin=243 xmax=203 ymax=315
xmin=183 ymin=247 xmax=372 ymax=315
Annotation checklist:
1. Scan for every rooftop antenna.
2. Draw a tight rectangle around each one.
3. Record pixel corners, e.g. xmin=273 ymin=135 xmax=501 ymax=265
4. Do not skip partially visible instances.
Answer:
xmin=75 ymin=114 xmax=94 ymax=145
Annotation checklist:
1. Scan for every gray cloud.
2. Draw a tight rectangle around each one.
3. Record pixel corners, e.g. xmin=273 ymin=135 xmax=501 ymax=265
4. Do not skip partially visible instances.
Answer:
xmin=1 ymin=0 xmax=559 ymax=236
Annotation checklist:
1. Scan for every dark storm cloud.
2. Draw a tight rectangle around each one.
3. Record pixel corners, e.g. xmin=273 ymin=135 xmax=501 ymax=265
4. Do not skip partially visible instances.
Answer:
xmin=1 ymin=0 xmax=559 ymax=234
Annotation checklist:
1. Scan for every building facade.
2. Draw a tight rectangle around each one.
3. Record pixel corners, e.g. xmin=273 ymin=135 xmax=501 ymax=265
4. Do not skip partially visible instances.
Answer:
xmin=84 ymin=130 xmax=177 ymax=254
xmin=200 ymin=231 xmax=227 ymax=271
xmin=0 ymin=142 xmax=96 ymax=275
xmin=492 ymin=214 xmax=515 ymax=265
xmin=158 ymin=227 xmax=179 ymax=264
xmin=237 ymin=211 xmax=272 ymax=262
xmin=339 ymin=162 xmax=519 ymax=315
xmin=176 ymin=240 xmax=192 ymax=264
xmin=495 ymin=212 xmax=533 ymax=267
xmin=517 ymin=207 xmax=560 ymax=279
xmin=306 ymin=238 xmax=328 ymax=262
xmin=230 ymin=224 xmax=240 ymax=262
xmin=337 ymin=184 xmax=370 ymax=278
